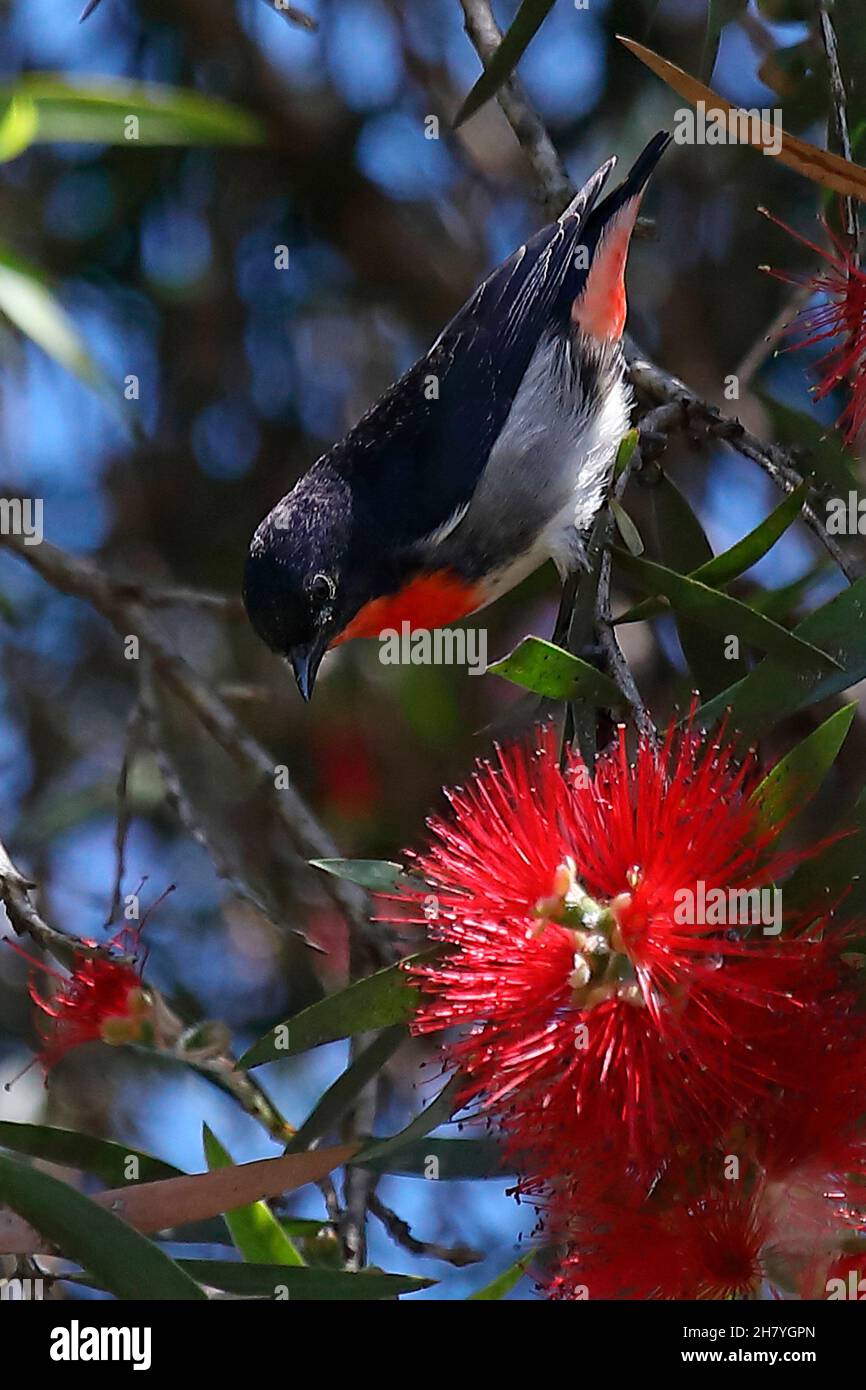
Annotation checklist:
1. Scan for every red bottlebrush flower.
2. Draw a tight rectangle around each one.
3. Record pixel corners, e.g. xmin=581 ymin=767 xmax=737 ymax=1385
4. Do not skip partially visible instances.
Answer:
xmin=541 ymin=971 xmax=866 ymax=1300
xmin=754 ymin=1000 xmax=866 ymax=1232
xmin=9 ymin=925 xmax=151 ymax=1073
xmin=398 ymin=720 xmax=831 ymax=1193
xmin=546 ymin=1177 xmax=771 ymax=1301
xmin=762 ymin=209 xmax=866 ymax=445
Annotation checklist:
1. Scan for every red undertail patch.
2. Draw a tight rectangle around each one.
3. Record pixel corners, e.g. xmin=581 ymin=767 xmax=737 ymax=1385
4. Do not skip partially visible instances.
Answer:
xmin=571 ymin=193 xmax=644 ymax=342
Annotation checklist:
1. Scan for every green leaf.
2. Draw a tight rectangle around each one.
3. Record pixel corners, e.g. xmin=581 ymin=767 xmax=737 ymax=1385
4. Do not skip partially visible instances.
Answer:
xmin=693 ymin=483 xmax=808 ymax=588
xmin=636 ymin=472 xmax=740 ymax=695
xmin=174 ymin=1260 xmax=432 ymax=1299
xmin=750 ymin=703 xmax=857 ymax=828
xmin=617 ymin=480 xmax=808 ymax=624
xmin=610 ymin=498 xmax=645 ymax=556
xmin=310 ymin=858 xmax=425 ymax=893
xmin=783 ymin=782 xmax=866 ymax=920
xmin=286 ymin=1027 xmax=406 ymax=1151
xmin=354 ymin=1137 xmax=508 ymax=1180
xmin=748 ymin=562 xmax=829 ymax=622
xmin=697 ymin=575 xmax=866 ymax=737
xmin=202 ymin=1126 xmax=304 ymax=1267
xmin=0 ymin=75 xmax=264 ymax=156
xmin=612 ymin=549 xmax=840 ymax=671
xmin=0 ymin=248 xmax=100 ymax=384
xmin=468 ymin=1253 xmax=531 ymax=1300
xmin=638 ymin=480 xmax=807 ymax=697
xmin=0 ymin=1122 xmax=182 ymax=1185
xmin=652 ymin=470 xmax=714 ymax=570
xmin=455 ymin=0 xmax=555 ymax=126
xmin=239 ymin=949 xmax=436 ymax=1069
xmin=0 ymin=95 xmax=38 ymax=161
xmin=0 ymin=1153 xmax=206 ymax=1300
xmin=489 ymin=635 xmax=624 ymax=705
xmin=614 ymin=428 xmax=639 ymax=477
xmin=355 ymin=1074 xmax=462 ymax=1165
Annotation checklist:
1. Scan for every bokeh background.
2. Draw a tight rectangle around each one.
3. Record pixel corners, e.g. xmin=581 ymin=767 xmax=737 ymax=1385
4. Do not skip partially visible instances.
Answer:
xmin=1 ymin=0 xmax=865 ymax=1298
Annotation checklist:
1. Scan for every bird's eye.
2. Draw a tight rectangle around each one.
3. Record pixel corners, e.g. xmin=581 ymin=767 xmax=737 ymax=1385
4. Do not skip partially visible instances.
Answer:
xmin=307 ymin=572 xmax=336 ymax=604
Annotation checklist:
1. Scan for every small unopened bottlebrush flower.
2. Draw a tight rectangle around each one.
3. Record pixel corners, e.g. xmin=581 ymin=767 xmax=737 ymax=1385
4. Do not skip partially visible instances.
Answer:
xmin=762 ymin=208 xmax=866 ymax=445
xmin=397 ymin=720 xmax=831 ymax=1197
xmin=9 ymin=924 xmax=153 ymax=1072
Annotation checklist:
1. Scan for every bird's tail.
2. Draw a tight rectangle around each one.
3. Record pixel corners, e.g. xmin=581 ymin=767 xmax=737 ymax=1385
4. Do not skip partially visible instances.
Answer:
xmin=563 ymin=130 xmax=671 ymax=342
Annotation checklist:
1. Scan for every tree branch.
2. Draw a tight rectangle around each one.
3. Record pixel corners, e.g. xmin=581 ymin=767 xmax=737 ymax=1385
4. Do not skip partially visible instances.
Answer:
xmin=368 ymin=1191 xmax=482 ymax=1267
xmin=457 ymin=0 xmax=574 ymax=215
xmin=0 ymin=532 xmax=389 ymax=966
xmin=0 ymin=837 xmax=115 ymax=967
xmin=626 ymin=347 xmax=861 ymax=582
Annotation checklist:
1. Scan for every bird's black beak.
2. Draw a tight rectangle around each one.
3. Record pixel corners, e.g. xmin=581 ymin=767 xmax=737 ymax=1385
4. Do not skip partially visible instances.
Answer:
xmin=288 ymin=638 xmax=327 ymax=703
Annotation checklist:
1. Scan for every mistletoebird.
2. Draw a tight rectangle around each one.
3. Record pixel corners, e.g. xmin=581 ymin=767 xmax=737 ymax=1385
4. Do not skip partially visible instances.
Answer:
xmin=244 ymin=131 xmax=671 ymax=700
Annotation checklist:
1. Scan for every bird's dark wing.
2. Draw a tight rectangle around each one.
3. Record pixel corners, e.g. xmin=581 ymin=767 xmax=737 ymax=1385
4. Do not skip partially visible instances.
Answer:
xmin=328 ymin=181 xmax=611 ymax=545
xmin=328 ymin=132 xmax=670 ymax=548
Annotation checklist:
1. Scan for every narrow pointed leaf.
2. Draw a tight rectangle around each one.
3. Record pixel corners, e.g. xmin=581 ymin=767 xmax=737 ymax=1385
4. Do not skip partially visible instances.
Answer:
xmin=286 ymin=1027 xmax=406 ymax=1151
xmin=202 ymin=1126 xmax=304 ymax=1266
xmin=751 ymin=703 xmax=857 ymax=828
xmin=619 ymin=36 xmax=866 ymax=201
xmin=617 ymin=481 xmax=808 ymax=624
xmin=0 ymin=248 xmax=100 ymax=384
xmin=614 ymin=427 xmax=639 ymax=477
xmin=0 ymin=75 xmax=264 ymax=153
xmin=613 ymin=549 xmax=839 ymax=670
xmin=455 ymin=1 xmax=555 ymax=127
xmin=650 ymin=472 xmax=744 ymax=694
xmin=610 ymin=499 xmax=645 ymax=556
xmin=468 ymin=1253 xmax=531 ymax=1300
xmin=310 ymin=858 xmax=424 ymax=893
xmin=0 ymin=1144 xmax=359 ymax=1256
xmin=353 ymin=1136 xmax=507 ymax=1179
xmin=489 ymin=636 xmax=624 ymax=705
xmin=175 ymin=1261 xmax=432 ymax=1299
xmin=694 ymin=482 xmax=809 ymax=587
xmin=0 ymin=1154 xmax=206 ymax=1299
xmin=355 ymin=1075 xmax=463 ymax=1165
xmin=697 ymin=576 xmax=866 ymax=736
xmin=0 ymin=1122 xmax=182 ymax=1185
xmin=239 ymin=950 xmax=437 ymax=1069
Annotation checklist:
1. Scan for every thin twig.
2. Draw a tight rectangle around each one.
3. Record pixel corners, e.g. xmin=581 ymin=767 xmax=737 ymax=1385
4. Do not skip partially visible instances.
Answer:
xmin=818 ymin=2 xmax=859 ymax=258
xmin=458 ymin=0 xmax=574 ymax=215
xmin=368 ymin=1192 xmax=482 ymax=1267
xmin=0 ymin=836 xmax=123 ymax=966
xmin=105 ymin=691 xmax=147 ymax=927
xmin=110 ymin=583 xmax=244 ymax=617
xmin=626 ymin=347 xmax=861 ymax=582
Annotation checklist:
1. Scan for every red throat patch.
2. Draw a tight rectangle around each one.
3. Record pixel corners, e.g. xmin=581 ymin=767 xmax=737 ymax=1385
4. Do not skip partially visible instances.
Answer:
xmin=571 ymin=194 xmax=644 ymax=342
xmin=333 ymin=570 xmax=483 ymax=645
